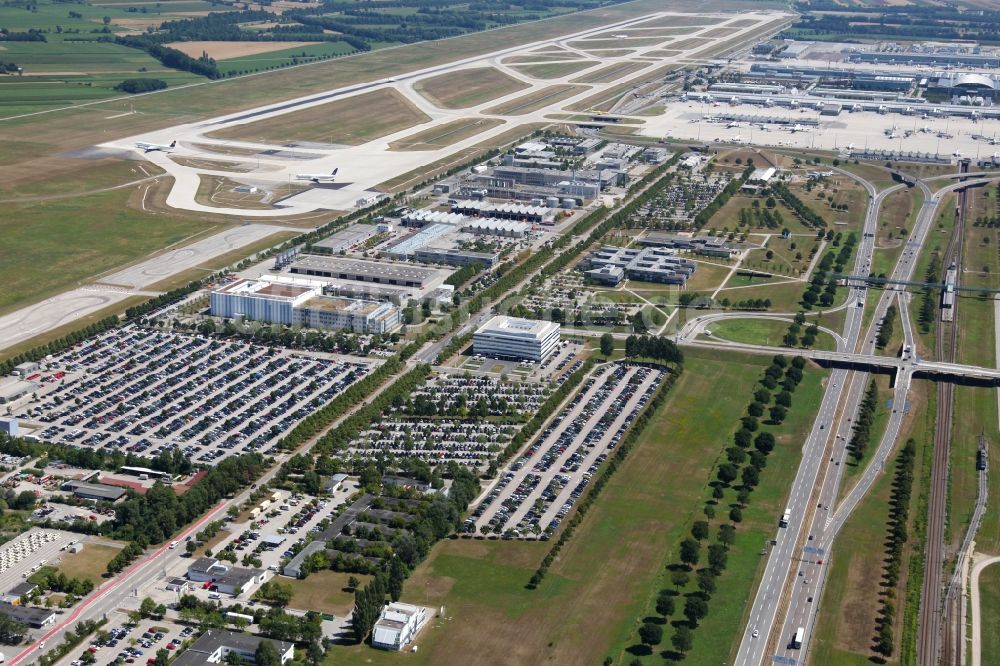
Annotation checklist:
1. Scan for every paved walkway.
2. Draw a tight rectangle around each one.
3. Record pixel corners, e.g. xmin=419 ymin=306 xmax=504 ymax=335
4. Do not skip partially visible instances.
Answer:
xmin=970 ymin=553 xmax=1000 ymax=666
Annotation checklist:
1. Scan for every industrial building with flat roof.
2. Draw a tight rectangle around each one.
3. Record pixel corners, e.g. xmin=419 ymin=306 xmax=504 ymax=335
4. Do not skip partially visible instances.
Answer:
xmin=586 ymin=246 xmax=698 ymax=285
xmin=310 ymin=224 xmax=386 ymax=255
xmin=289 ymin=255 xmax=446 ymax=290
xmin=414 ymin=247 xmax=500 ymax=268
xmin=173 ymin=630 xmax=294 ymax=666
xmin=473 ymin=316 xmax=561 ymax=362
xmin=640 ymin=232 xmax=739 ymax=258
xmin=210 ymin=276 xmax=402 ymax=334
xmin=372 ymin=602 xmax=428 ymax=651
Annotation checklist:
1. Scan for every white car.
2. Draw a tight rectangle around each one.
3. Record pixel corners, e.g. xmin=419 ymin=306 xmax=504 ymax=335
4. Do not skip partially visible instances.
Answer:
xmin=752 ymin=629 xmax=759 ymax=638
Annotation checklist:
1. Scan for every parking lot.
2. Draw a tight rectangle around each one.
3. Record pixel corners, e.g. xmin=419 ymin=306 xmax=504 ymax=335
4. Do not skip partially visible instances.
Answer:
xmin=346 ymin=373 xmax=550 ymax=470
xmin=0 ymin=528 xmax=68 ymax=594
xmin=57 ymin=615 xmax=191 ymax=666
xmin=458 ymin=341 xmax=584 ymax=383
xmin=14 ymin=325 xmax=371 ymax=463
xmin=468 ymin=364 xmax=663 ymax=538
xmin=147 ymin=484 xmax=357 ymax=605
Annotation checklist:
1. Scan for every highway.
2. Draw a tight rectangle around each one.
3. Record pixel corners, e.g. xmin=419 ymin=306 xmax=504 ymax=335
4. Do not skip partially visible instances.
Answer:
xmin=735 ymin=167 xmax=990 ymax=665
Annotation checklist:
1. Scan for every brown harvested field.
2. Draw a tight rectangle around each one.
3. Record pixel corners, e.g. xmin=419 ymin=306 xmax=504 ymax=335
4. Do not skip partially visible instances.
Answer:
xmin=511 ymin=61 xmax=595 ymax=79
xmin=670 ymin=37 xmax=713 ymax=50
xmin=484 ymin=85 xmax=589 ymax=115
xmin=388 ymin=118 xmax=505 ymax=151
xmin=414 ymin=66 xmax=530 ymax=109
xmin=207 ymin=88 xmax=430 ymax=145
xmin=568 ymin=37 xmax=667 ymax=49
xmin=571 ymin=60 xmax=650 ymax=84
xmin=165 ymin=40 xmax=321 ymax=59
xmin=700 ymin=26 xmax=740 ymax=38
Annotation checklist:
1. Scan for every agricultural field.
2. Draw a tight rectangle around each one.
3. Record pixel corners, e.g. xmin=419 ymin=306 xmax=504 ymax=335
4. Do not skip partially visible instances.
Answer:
xmin=206 ymin=88 xmax=430 ymax=145
xmin=414 ymin=67 xmax=531 ymax=109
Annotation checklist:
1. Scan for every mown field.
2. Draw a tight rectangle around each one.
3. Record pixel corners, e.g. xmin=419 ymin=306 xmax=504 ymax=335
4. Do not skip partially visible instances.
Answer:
xmin=320 ymin=349 xmax=825 ymax=665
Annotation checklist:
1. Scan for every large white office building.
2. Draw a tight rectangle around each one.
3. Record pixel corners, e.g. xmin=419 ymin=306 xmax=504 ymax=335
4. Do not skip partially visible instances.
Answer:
xmin=473 ymin=315 xmax=561 ymax=362
xmin=210 ymin=276 xmax=401 ymax=334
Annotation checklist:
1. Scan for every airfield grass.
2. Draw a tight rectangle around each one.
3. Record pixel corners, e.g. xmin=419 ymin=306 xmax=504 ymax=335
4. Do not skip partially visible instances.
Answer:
xmin=700 ymin=26 xmax=741 ymax=38
xmin=870 ymin=187 xmax=920 ymax=278
xmin=0 ymin=158 xmax=160 ymax=200
xmin=388 ymin=118 xmax=505 ymax=151
xmin=414 ymin=66 xmax=531 ymax=109
xmin=979 ymin=565 xmax=1000 ymax=661
xmin=570 ymin=60 xmax=651 ymax=84
xmin=631 ymin=14 xmax=722 ymax=28
xmin=207 ymin=87 xmax=430 ymax=146
xmin=502 ymin=53 xmax=586 ymax=64
xmin=812 ymin=379 xmax=935 ymax=665
xmin=325 ymin=352 xmax=797 ymax=665
xmin=715 ymin=279 xmax=808 ymax=313
xmin=666 ymin=37 xmax=712 ymax=51
xmin=377 ymin=122 xmax=548 ymax=192
xmin=511 ymin=61 xmax=595 ymax=79
xmin=195 ymin=175 xmax=274 ymax=209
xmin=568 ymin=37 xmax=669 ymax=49
xmin=484 ymin=85 xmax=589 ymax=116
xmin=0 ymin=186 xmax=224 ymax=315
xmin=642 ymin=49 xmax=683 ymax=58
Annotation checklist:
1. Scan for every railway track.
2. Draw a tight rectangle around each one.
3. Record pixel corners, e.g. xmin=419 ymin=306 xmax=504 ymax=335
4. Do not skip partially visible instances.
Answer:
xmin=918 ymin=165 xmax=968 ymax=666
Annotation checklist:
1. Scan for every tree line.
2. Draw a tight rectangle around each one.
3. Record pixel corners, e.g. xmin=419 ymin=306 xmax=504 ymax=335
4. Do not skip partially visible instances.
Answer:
xmin=644 ymin=355 xmax=806 ymax=659
xmin=847 ymin=380 xmax=879 ymax=462
xmin=770 ymin=182 xmax=828 ymax=229
xmin=876 ymin=304 xmax=897 ymax=350
xmin=872 ymin=439 xmax=917 ymax=659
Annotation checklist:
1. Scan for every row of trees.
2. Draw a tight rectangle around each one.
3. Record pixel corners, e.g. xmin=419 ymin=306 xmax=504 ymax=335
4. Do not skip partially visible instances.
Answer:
xmin=109 ymin=453 xmax=267 ymax=543
xmin=692 ymin=163 xmax=755 ymax=229
xmin=528 ymin=362 xmax=683 ymax=589
xmin=623 ymin=335 xmax=684 ymax=365
xmin=770 ymin=182 xmax=828 ymax=229
xmin=918 ymin=253 xmax=942 ymax=334
xmin=114 ymin=78 xmax=167 ymax=93
xmin=106 ymin=540 xmax=145 ymax=576
xmin=876 ymin=305 xmax=897 ymax=350
xmin=847 ymin=381 xmax=880 ymax=462
xmin=0 ymin=315 xmax=117 ymax=377
xmin=872 ymin=439 xmax=917 ymax=659
xmin=647 ymin=355 xmax=805 ymax=658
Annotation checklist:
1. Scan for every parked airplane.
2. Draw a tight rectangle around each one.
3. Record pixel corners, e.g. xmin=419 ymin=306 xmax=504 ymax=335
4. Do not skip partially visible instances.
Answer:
xmin=135 ymin=140 xmax=176 ymax=153
xmin=295 ymin=168 xmax=339 ymax=183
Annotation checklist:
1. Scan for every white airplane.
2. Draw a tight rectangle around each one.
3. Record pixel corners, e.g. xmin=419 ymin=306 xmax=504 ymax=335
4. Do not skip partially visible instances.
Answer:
xmin=135 ymin=140 xmax=176 ymax=153
xmin=788 ymin=124 xmax=806 ymax=133
xmin=727 ymin=121 xmax=742 ymax=128
xmin=953 ymin=149 xmax=963 ymax=157
xmin=295 ymin=168 xmax=339 ymax=183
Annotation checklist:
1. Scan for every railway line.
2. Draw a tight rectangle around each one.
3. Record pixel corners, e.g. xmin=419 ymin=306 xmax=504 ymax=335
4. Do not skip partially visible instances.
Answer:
xmin=919 ymin=161 xmax=968 ymax=666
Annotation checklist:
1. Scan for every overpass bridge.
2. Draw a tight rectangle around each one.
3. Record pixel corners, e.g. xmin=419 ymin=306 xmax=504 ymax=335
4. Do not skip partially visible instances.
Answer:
xmin=681 ymin=340 xmax=1000 ymax=384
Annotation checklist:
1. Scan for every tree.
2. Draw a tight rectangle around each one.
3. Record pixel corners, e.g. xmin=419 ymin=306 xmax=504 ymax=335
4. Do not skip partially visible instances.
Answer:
xmin=672 ymin=625 xmax=693 ymax=652
xmin=717 ymin=463 xmax=738 ymax=485
xmin=307 ymin=640 xmax=325 ymax=666
xmin=347 ymin=576 xmax=360 ymax=591
xmin=255 ymin=640 xmax=281 ymax=666
xmin=185 ymin=540 xmax=197 ymax=555
xmin=655 ymin=590 xmax=675 ymax=617
xmin=691 ymin=520 xmax=709 ymax=541
xmin=139 ymin=596 xmax=158 ymax=618
xmin=639 ymin=622 xmax=663 ymax=647
xmin=769 ymin=405 xmax=787 ymax=424
xmin=600 ymin=333 xmax=614 ymax=357
xmin=754 ymin=432 xmax=775 ymax=453
xmin=729 ymin=507 xmax=743 ymax=523
xmin=684 ymin=596 xmax=708 ymax=625
xmin=679 ymin=538 xmax=700 ymax=568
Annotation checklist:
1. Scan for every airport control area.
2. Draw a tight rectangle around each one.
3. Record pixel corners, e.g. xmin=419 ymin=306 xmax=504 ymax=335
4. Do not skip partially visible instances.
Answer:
xmin=4 ymin=0 xmax=1000 ymax=665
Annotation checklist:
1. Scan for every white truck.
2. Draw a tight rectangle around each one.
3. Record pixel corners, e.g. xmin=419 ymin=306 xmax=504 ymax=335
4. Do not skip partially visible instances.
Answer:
xmin=779 ymin=509 xmax=791 ymax=528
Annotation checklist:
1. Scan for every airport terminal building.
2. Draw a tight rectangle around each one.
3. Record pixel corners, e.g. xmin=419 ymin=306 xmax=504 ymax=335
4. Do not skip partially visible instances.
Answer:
xmin=473 ymin=316 xmax=561 ymax=362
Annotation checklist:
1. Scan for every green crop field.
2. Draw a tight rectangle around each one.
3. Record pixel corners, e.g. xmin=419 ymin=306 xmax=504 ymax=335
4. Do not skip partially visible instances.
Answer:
xmin=215 ymin=41 xmax=358 ymax=76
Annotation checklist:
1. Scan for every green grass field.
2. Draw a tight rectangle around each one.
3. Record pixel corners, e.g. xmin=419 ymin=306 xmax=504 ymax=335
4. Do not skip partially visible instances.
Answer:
xmin=214 ymin=41 xmax=358 ymax=76
xmin=978 ymin=564 xmax=1000 ymax=662
xmin=319 ymin=350 xmax=826 ymax=665
xmin=705 ymin=317 xmax=838 ymax=351
xmin=0 ymin=185 xmax=223 ymax=314
xmin=813 ymin=379 xmax=936 ymax=664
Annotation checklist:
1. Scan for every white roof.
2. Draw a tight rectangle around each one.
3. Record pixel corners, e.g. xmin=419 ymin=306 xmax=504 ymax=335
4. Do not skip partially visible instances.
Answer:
xmin=475 ymin=315 xmax=560 ymax=341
